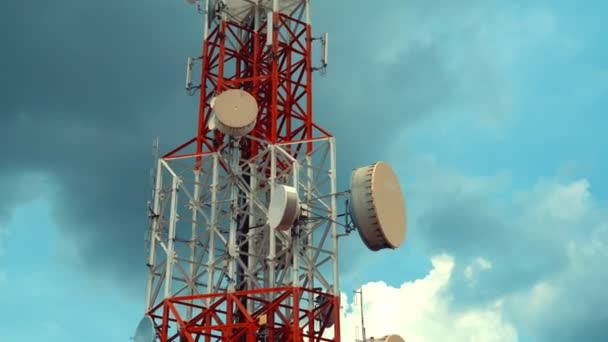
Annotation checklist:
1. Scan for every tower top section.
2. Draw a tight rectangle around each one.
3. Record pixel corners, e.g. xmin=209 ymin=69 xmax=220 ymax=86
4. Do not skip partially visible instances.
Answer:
xmin=207 ymin=0 xmax=304 ymax=25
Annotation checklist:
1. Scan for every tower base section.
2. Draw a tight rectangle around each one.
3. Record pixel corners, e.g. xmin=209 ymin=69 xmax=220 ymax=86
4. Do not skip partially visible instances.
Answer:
xmin=148 ymin=287 xmax=341 ymax=342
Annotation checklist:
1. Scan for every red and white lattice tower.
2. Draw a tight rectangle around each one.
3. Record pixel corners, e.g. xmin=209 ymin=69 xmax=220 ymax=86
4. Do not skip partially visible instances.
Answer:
xmin=136 ymin=1 xmax=407 ymax=341
xmin=142 ymin=1 xmax=340 ymax=341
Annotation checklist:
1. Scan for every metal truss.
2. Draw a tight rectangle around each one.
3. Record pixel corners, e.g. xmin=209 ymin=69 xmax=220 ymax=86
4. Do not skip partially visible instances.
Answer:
xmin=142 ymin=1 xmax=342 ymax=340
xmin=145 ymin=135 xmax=339 ymax=339
xmin=177 ymin=0 xmax=325 ymax=159
xmin=148 ymin=286 xmax=340 ymax=342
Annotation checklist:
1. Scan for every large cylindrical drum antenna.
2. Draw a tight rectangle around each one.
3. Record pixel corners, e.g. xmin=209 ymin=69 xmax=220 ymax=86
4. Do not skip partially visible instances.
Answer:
xmin=349 ymin=161 xmax=407 ymax=251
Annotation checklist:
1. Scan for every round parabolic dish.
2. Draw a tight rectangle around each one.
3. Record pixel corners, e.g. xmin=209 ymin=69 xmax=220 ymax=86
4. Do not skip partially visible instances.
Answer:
xmin=213 ymin=89 xmax=258 ymax=136
xmin=379 ymin=335 xmax=406 ymax=342
xmin=350 ymin=161 xmax=406 ymax=251
xmin=133 ymin=316 xmax=156 ymax=342
xmin=268 ymin=184 xmax=300 ymax=231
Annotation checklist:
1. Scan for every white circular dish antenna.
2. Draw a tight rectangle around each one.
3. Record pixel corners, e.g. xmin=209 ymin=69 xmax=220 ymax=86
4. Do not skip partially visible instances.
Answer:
xmin=213 ymin=89 xmax=258 ymax=136
xmin=133 ymin=316 xmax=156 ymax=342
xmin=374 ymin=335 xmax=406 ymax=342
xmin=268 ymin=184 xmax=300 ymax=231
xmin=350 ymin=161 xmax=406 ymax=251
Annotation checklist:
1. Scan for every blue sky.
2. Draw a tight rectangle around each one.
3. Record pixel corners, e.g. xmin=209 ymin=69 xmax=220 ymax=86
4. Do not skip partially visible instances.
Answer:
xmin=1 ymin=0 xmax=607 ymax=341
xmin=0 ymin=198 xmax=141 ymax=340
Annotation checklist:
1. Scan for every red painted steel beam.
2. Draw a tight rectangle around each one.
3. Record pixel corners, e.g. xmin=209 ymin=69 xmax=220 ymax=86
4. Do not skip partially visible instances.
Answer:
xmin=149 ymin=287 xmax=340 ymax=342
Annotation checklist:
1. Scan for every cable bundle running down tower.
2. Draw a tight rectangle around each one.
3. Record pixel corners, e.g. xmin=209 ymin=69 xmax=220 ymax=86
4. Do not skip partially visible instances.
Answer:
xmin=133 ymin=1 xmax=408 ymax=341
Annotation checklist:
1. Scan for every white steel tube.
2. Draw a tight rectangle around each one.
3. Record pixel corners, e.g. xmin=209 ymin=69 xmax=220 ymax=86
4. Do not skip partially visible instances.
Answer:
xmin=207 ymin=154 xmax=219 ymax=304
xmin=228 ymin=146 xmax=239 ymax=292
xmin=268 ymin=145 xmax=277 ymax=289
xmin=187 ymin=169 xmax=201 ymax=319
xmin=254 ymin=0 xmax=261 ymax=31
xmin=306 ymin=154 xmax=314 ymax=310
xmin=329 ymin=138 xmax=339 ymax=295
xmin=306 ymin=0 xmax=311 ymax=25
xmin=266 ymin=11 xmax=273 ymax=46
xmin=164 ymin=176 xmax=180 ymax=299
xmin=247 ymin=161 xmax=257 ymax=313
xmin=203 ymin=0 xmax=210 ymax=39
xmin=145 ymin=159 xmax=163 ymax=310
xmin=292 ymin=160 xmax=300 ymax=287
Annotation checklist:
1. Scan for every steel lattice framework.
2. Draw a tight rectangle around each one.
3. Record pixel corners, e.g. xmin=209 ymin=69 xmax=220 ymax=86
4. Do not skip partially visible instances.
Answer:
xmin=144 ymin=1 xmax=340 ymax=341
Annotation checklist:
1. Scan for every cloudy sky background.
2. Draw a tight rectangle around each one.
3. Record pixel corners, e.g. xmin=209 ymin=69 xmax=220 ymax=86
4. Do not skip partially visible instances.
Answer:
xmin=1 ymin=0 xmax=607 ymax=341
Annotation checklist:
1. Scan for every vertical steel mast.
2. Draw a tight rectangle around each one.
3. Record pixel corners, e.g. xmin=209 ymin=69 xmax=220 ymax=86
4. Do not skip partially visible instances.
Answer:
xmin=144 ymin=0 xmax=339 ymax=340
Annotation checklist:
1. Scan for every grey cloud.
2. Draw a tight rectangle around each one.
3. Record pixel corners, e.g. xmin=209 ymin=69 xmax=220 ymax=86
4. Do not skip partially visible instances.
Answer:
xmin=0 ymin=0 xmax=512 ymax=294
xmin=0 ymin=0 xmax=201 ymax=290
xmin=500 ymin=223 xmax=608 ymax=342
xmin=0 ymin=172 xmax=50 ymax=224
xmin=405 ymin=154 xmax=608 ymax=340
xmin=415 ymin=189 xmax=569 ymax=303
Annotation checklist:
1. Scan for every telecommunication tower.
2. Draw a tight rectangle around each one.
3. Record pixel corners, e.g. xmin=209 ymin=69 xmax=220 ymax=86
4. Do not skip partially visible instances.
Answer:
xmin=133 ymin=1 xmax=407 ymax=341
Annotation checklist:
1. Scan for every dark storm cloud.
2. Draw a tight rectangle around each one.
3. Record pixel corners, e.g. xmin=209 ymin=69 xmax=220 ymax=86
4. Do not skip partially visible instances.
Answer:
xmin=4 ymin=3 xmax=169 ymax=114
xmin=0 ymin=0 xmax=203 ymax=291
xmin=406 ymin=157 xmax=608 ymax=340
xmin=0 ymin=172 xmax=50 ymax=224
xmin=503 ymin=222 xmax=608 ymax=342
xmin=0 ymin=0 xmax=504 ymax=295
xmin=311 ymin=0 xmax=511 ymax=278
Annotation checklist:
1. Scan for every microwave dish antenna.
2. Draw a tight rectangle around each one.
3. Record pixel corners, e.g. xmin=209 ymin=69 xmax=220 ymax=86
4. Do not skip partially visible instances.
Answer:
xmin=372 ymin=335 xmax=406 ymax=342
xmin=268 ymin=184 xmax=301 ymax=231
xmin=212 ymin=89 xmax=258 ymax=136
xmin=349 ymin=161 xmax=406 ymax=251
xmin=132 ymin=316 xmax=156 ymax=342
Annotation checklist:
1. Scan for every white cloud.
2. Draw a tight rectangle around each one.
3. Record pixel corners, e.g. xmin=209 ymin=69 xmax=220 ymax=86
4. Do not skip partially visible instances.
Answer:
xmin=335 ymin=255 xmax=517 ymax=342
xmin=503 ymin=218 xmax=608 ymax=340
xmin=516 ymin=179 xmax=593 ymax=226
xmin=388 ymin=149 xmax=608 ymax=340
xmin=374 ymin=3 xmax=558 ymax=68
xmin=463 ymin=257 xmax=492 ymax=285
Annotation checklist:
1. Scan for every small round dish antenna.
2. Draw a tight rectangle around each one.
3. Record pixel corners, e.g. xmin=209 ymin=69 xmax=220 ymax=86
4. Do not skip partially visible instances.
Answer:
xmin=213 ymin=89 xmax=258 ymax=136
xmin=268 ymin=184 xmax=300 ymax=231
xmin=314 ymin=294 xmax=336 ymax=328
xmin=133 ymin=315 xmax=156 ymax=342
xmin=349 ymin=161 xmax=406 ymax=251
xmin=376 ymin=335 xmax=406 ymax=342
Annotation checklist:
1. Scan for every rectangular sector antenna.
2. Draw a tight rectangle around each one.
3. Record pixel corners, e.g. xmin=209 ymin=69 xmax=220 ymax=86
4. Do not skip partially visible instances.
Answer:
xmin=323 ymin=32 xmax=329 ymax=67
xmin=185 ymin=57 xmax=193 ymax=90
xmin=266 ymin=11 xmax=273 ymax=46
